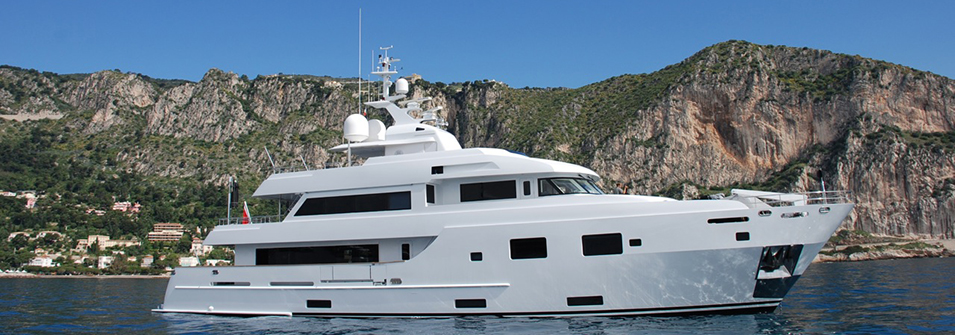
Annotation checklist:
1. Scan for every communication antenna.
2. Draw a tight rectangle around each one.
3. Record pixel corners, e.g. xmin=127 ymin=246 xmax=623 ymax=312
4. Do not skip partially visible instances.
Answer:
xmin=358 ymin=8 xmax=362 ymax=114
xmin=300 ymin=155 xmax=309 ymax=171
xmin=226 ymin=175 xmax=233 ymax=222
xmin=264 ymin=146 xmax=276 ymax=171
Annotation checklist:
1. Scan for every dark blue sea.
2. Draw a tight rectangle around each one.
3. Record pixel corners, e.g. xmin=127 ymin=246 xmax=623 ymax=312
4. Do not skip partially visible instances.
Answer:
xmin=1 ymin=257 xmax=953 ymax=334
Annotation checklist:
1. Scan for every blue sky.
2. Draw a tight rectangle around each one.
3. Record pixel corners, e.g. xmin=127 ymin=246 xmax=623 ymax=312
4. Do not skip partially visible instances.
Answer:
xmin=2 ymin=1 xmax=952 ymax=88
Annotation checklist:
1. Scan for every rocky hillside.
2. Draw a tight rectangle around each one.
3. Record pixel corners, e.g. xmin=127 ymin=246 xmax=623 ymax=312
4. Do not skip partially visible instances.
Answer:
xmin=1 ymin=40 xmax=953 ymax=238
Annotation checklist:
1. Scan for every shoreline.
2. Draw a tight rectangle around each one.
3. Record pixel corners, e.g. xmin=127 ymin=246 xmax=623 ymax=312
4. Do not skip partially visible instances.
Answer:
xmin=0 ymin=273 xmax=170 ymax=279
xmin=814 ymin=238 xmax=954 ymax=263
xmin=4 ymin=240 xmax=952 ymax=277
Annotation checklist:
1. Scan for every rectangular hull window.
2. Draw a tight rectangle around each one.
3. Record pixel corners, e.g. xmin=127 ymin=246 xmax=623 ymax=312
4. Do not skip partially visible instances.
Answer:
xmin=256 ymin=245 xmax=379 ymax=265
xmin=582 ymin=233 xmax=623 ymax=256
xmin=567 ymin=296 xmax=604 ymax=306
xmin=294 ymin=192 xmax=411 ymax=216
xmin=455 ymin=299 xmax=487 ymax=308
xmin=460 ymin=181 xmax=517 ymax=202
xmin=510 ymin=237 xmax=547 ymax=259
xmin=307 ymin=300 xmax=332 ymax=308
xmin=426 ymin=185 xmax=435 ymax=204
xmin=401 ymin=243 xmax=410 ymax=261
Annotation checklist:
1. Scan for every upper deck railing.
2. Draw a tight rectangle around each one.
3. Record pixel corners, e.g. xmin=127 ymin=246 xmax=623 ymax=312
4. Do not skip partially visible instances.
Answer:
xmin=218 ymin=215 xmax=283 ymax=225
xmin=270 ymin=163 xmax=346 ymax=175
xmin=731 ymin=190 xmax=851 ymax=208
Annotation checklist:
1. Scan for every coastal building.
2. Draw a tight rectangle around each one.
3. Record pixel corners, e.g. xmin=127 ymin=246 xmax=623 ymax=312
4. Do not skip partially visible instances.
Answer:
xmin=141 ymin=255 xmax=154 ymax=267
xmin=179 ymin=257 xmax=200 ymax=267
xmin=147 ymin=223 xmax=185 ymax=242
xmin=111 ymin=201 xmax=141 ymax=213
xmin=190 ymin=237 xmax=214 ymax=256
xmin=75 ymin=235 xmax=141 ymax=251
xmin=153 ymin=222 xmax=185 ymax=232
xmin=27 ymin=256 xmax=55 ymax=267
xmin=97 ymin=256 xmax=114 ymax=269
xmin=147 ymin=230 xmax=184 ymax=242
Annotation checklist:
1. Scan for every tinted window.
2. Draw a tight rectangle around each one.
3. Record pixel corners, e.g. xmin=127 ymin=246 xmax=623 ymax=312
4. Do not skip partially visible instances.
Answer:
xmin=460 ymin=181 xmax=516 ymax=202
xmin=510 ymin=237 xmax=547 ymax=259
xmin=256 ymin=245 xmax=379 ymax=265
xmin=582 ymin=233 xmax=623 ymax=256
xmin=307 ymin=300 xmax=332 ymax=308
xmin=567 ymin=296 xmax=604 ymax=306
xmin=295 ymin=191 xmax=411 ymax=216
xmin=427 ymin=185 xmax=435 ymax=204
xmin=538 ymin=178 xmax=603 ymax=196
xmin=455 ymin=299 xmax=487 ymax=308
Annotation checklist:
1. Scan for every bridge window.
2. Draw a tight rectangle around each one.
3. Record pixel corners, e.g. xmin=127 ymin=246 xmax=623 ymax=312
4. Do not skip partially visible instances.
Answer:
xmin=460 ymin=180 xmax=516 ymax=202
xmin=538 ymin=178 xmax=603 ymax=196
xmin=294 ymin=191 xmax=411 ymax=216
xmin=256 ymin=245 xmax=379 ymax=265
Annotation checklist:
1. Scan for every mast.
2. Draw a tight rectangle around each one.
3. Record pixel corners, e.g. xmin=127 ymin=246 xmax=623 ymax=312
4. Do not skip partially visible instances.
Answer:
xmin=371 ymin=46 xmax=400 ymax=100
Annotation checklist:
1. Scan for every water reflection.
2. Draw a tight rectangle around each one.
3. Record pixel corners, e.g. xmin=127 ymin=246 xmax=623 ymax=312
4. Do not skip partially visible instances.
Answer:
xmin=782 ymin=257 xmax=955 ymax=333
xmin=2 ymin=258 xmax=953 ymax=333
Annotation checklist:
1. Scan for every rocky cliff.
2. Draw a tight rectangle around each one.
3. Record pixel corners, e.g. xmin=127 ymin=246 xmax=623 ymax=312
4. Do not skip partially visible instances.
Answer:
xmin=1 ymin=40 xmax=953 ymax=238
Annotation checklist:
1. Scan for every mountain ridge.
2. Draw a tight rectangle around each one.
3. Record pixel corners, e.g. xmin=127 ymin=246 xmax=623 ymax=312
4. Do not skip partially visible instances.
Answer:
xmin=1 ymin=40 xmax=953 ymax=239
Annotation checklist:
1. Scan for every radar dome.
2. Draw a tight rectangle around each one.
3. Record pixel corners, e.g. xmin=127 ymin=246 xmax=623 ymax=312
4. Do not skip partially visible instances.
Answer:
xmin=395 ymin=78 xmax=409 ymax=94
xmin=367 ymin=119 xmax=386 ymax=142
xmin=343 ymin=114 xmax=369 ymax=142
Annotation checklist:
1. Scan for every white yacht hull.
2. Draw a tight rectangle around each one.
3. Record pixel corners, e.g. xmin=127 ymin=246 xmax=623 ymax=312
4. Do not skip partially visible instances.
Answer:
xmin=155 ymin=201 xmax=851 ymax=317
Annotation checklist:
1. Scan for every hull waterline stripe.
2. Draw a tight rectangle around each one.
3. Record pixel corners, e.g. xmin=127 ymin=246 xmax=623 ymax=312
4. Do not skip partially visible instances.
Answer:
xmin=153 ymin=300 xmax=782 ymax=318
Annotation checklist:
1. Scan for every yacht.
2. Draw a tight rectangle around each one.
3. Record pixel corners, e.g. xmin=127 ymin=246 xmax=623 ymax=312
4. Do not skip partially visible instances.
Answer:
xmin=155 ymin=48 xmax=853 ymax=317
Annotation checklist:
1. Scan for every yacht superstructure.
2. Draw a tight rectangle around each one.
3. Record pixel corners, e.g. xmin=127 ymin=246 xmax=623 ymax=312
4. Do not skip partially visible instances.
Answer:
xmin=155 ymin=48 xmax=852 ymax=317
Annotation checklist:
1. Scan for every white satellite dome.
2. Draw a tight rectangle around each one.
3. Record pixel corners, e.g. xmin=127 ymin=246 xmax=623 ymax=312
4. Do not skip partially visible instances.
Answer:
xmin=395 ymin=78 xmax=409 ymax=94
xmin=367 ymin=119 xmax=386 ymax=142
xmin=343 ymin=114 xmax=369 ymax=142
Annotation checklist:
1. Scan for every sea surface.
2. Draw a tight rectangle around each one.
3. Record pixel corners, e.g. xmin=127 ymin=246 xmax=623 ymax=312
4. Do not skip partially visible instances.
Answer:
xmin=1 ymin=257 xmax=953 ymax=334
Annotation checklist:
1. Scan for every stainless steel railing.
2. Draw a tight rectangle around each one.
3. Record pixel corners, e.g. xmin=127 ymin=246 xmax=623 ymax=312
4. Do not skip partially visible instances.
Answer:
xmin=732 ymin=190 xmax=851 ymax=208
xmin=218 ymin=215 xmax=283 ymax=225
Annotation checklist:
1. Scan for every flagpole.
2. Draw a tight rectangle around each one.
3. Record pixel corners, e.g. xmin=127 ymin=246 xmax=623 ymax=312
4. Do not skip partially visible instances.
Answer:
xmin=227 ymin=176 xmax=233 ymax=224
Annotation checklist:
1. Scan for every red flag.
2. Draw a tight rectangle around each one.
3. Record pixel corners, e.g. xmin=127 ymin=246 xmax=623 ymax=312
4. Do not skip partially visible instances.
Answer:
xmin=242 ymin=201 xmax=251 ymax=225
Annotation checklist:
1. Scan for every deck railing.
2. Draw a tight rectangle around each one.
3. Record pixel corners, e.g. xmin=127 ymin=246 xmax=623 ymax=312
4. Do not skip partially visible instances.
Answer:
xmin=218 ymin=215 xmax=283 ymax=225
xmin=270 ymin=163 xmax=345 ymax=175
xmin=733 ymin=191 xmax=851 ymax=208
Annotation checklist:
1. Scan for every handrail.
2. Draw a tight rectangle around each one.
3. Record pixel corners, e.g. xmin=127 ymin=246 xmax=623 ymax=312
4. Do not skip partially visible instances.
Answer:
xmin=731 ymin=191 xmax=851 ymax=208
xmin=270 ymin=163 xmax=346 ymax=175
xmin=218 ymin=215 xmax=283 ymax=225
xmin=803 ymin=191 xmax=852 ymax=205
